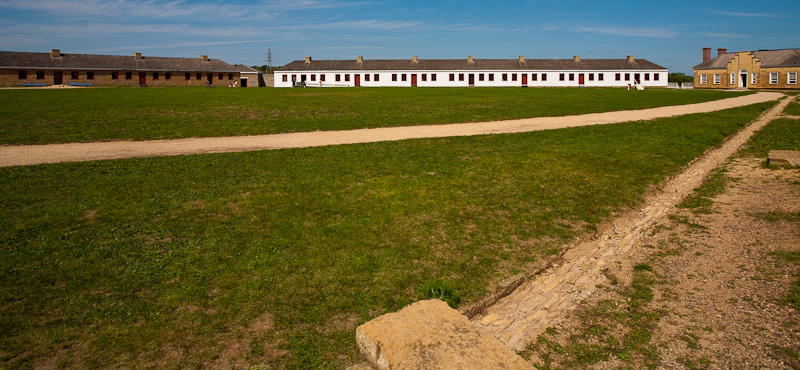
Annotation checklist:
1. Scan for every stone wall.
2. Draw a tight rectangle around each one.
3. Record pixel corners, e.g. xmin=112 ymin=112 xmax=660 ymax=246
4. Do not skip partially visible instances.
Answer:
xmin=2 ymin=69 xmax=240 ymax=87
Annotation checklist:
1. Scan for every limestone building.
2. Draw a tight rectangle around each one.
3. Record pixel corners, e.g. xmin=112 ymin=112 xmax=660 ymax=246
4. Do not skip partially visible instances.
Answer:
xmin=693 ymin=47 xmax=800 ymax=90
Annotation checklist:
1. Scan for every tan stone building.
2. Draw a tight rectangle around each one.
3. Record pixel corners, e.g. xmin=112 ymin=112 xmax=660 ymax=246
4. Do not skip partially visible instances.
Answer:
xmin=0 ymin=49 xmax=241 ymax=87
xmin=230 ymin=64 xmax=266 ymax=87
xmin=693 ymin=47 xmax=800 ymax=90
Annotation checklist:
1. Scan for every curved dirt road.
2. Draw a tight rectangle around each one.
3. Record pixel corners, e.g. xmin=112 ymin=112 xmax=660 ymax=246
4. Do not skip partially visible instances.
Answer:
xmin=0 ymin=92 xmax=783 ymax=167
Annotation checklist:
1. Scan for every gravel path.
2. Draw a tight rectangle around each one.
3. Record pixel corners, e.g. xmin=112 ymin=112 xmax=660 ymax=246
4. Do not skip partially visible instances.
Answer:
xmin=472 ymin=95 xmax=792 ymax=351
xmin=0 ymin=92 xmax=782 ymax=167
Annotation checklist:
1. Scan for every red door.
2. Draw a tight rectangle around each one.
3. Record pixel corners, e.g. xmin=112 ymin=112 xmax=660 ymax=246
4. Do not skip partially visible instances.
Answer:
xmin=355 ymin=74 xmax=361 ymax=87
xmin=578 ymin=74 xmax=585 ymax=85
xmin=522 ymin=74 xmax=528 ymax=87
xmin=139 ymin=72 xmax=146 ymax=85
xmin=411 ymin=74 xmax=417 ymax=87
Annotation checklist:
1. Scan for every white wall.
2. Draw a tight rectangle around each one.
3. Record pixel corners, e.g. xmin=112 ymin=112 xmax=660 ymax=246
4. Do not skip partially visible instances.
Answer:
xmin=274 ymin=70 xmax=668 ymax=88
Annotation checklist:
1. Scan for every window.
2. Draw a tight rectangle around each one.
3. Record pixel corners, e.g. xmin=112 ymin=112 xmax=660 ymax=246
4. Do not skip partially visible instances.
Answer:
xmin=653 ymin=73 xmax=658 ymax=81
xmin=37 ymin=71 xmax=45 ymax=80
xmin=531 ymin=73 xmax=538 ymax=81
xmin=788 ymin=72 xmax=797 ymax=84
xmin=615 ymin=73 xmax=621 ymax=81
xmin=431 ymin=74 xmax=436 ymax=82
xmin=184 ymin=73 xmax=190 ymax=80
xmin=18 ymin=70 xmax=27 ymax=79
xmin=502 ymin=73 xmax=508 ymax=81
xmin=751 ymin=73 xmax=757 ymax=85
xmin=769 ymin=72 xmax=778 ymax=84
xmin=218 ymin=73 xmax=223 ymax=80
xmin=320 ymin=75 xmax=326 ymax=82
xmin=127 ymin=72 xmax=133 ymax=80
xmin=196 ymin=73 xmax=202 ymax=80
xmin=374 ymin=74 xmax=379 ymax=82
xmin=153 ymin=72 xmax=159 ymax=80
xmin=71 ymin=71 xmax=79 ymax=79
xmin=644 ymin=73 xmax=650 ymax=81
xmin=163 ymin=72 xmax=169 ymax=80
xmin=311 ymin=74 xmax=317 ymax=82
xmin=729 ymin=73 xmax=735 ymax=85
xmin=392 ymin=74 xmax=398 ymax=82
xmin=598 ymin=73 xmax=604 ymax=81
xmin=85 ymin=71 xmax=93 ymax=80
xmin=401 ymin=74 xmax=407 ymax=81
xmin=335 ymin=74 xmax=341 ymax=82
xmin=624 ymin=73 xmax=630 ymax=81
xmin=226 ymin=73 xmax=231 ymax=80
xmin=559 ymin=73 xmax=565 ymax=81
xmin=488 ymin=74 xmax=494 ymax=81
xmin=282 ymin=75 xmax=288 ymax=82
xmin=569 ymin=73 xmax=574 ymax=81
xmin=345 ymin=74 xmax=350 ymax=82
xmin=541 ymin=73 xmax=547 ymax=81
xmin=700 ymin=74 xmax=707 ymax=84
xmin=111 ymin=71 xmax=119 ymax=80
xmin=512 ymin=74 xmax=517 ymax=81
xmin=421 ymin=74 xmax=427 ymax=82
xmin=449 ymin=73 xmax=455 ymax=82
xmin=713 ymin=74 xmax=721 ymax=84
xmin=459 ymin=73 xmax=464 ymax=81
xmin=589 ymin=73 xmax=594 ymax=81
xmin=478 ymin=73 xmax=484 ymax=81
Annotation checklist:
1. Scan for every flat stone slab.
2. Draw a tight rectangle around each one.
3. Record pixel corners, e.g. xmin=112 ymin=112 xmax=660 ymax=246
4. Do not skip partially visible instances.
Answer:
xmin=356 ymin=299 xmax=533 ymax=370
xmin=769 ymin=150 xmax=800 ymax=167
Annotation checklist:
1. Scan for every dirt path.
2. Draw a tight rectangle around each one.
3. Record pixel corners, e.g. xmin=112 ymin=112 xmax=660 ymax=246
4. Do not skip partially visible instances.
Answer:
xmin=472 ymin=95 xmax=793 ymax=351
xmin=0 ymin=92 xmax=782 ymax=167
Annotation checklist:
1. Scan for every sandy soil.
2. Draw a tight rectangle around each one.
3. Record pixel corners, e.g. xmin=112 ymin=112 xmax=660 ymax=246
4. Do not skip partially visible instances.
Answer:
xmin=522 ymin=119 xmax=800 ymax=368
xmin=0 ymin=92 xmax=783 ymax=167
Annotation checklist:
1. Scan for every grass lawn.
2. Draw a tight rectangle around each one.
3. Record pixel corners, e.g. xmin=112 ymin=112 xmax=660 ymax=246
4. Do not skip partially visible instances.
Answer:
xmin=0 ymin=100 xmax=776 ymax=369
xmin=0 ymin=87 xmax=751 ymax=145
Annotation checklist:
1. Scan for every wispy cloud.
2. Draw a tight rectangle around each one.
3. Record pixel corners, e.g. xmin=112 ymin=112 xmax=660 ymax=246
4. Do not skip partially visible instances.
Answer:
xmin=708 ymin=10 xmax=793 ymax=18
xmin=574 ymin=24 xmax=677 ymax=38
xmin=698 ymin=32 xmax=750 ymax=39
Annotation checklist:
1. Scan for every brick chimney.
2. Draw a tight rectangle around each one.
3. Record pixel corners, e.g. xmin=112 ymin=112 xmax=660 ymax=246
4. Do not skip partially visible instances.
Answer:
xmin=573 ymin=55 xmax=580 ymax=62
xmin=627 ymin=55 xmax=634 ymax=62
xmin=357 ymin=56 xmax=363 ymax=63
xmin=468 ymin=55 xmax=474 ymax=65
xmin=200 ymin=55 xmax=208 ymax=61
xmin=703 ymin=47 xmax=711 ymax=63
xmin=519 ymin=55 xmax=525 ymax=63
xmin=412 ymin=55 xmax=418 ymax=63
xmin=50 ymin=49 xmax=61 ymax=57
xmin=134 ymin=52 xmax=142 ymax=59
xmin=304 ymin=56 xmax=311 ymax=63
xmin=717 ymin=48 xmax=727 ymax=56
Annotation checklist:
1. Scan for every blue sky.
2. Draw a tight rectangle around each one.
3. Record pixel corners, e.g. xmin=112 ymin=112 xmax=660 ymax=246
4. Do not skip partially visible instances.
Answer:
xmin=1 ymin=0 xmax=798 ymax=73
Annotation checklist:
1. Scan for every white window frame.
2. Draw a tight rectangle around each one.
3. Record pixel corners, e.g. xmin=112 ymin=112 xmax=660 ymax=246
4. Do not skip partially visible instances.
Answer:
xmin=751 ymin=73 xmax=757 ymax=85
xmin=700 ymin=74 xmax=707 ymax=84
xmin=730 ymin=73 xmax=736 ymax=85
xmin=789 ymin=72 xmax=797 ymax=84
xmin=769 ymin=72 xmax=779 ymax=84
xmin=713 ymin=74 xmax=721 ymax=84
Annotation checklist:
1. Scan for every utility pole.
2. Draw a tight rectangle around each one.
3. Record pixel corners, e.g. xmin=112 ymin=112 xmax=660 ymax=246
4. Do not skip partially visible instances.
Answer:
xmin=266 ymin=48 xmax=273 ymax=74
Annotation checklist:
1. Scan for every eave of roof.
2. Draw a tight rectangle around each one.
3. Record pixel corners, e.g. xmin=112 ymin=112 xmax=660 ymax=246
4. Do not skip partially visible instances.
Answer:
xmin=693 ymin=49 xmax=800 ymax=70
xmin=0 ymin=51 xmax=240 ymax=72
xmin=277 ymin=58 xmax=667 ymax=72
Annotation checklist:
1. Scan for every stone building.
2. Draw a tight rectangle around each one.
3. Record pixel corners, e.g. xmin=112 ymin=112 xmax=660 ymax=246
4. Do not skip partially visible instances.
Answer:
xmin=0 ymin=49 xmax=241 ymax=87
xmin=275 ymin=55 xmax=668 ymax=88
xmin=693 ymin=47 xmax=800 ymax=90
xmin=230 ymin=64 xmax=266 ymax=87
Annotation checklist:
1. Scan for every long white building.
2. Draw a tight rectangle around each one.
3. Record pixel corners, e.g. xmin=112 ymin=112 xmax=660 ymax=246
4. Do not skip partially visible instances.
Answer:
xmin=274 ymin=55 xmax=668 ymax=88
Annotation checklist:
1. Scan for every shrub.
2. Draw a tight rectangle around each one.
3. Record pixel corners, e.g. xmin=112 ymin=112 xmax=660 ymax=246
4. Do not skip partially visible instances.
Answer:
xmin=421 ymin=279 xmax=461 ymax=308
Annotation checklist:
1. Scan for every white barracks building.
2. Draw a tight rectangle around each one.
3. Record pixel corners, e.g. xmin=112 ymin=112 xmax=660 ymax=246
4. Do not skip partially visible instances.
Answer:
xmin=274 ymin=55 xmax=668 ymax=88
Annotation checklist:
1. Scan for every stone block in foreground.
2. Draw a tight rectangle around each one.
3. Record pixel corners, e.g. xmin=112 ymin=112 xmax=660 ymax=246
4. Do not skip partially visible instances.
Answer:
xmin=768 ymin=150 xmax=800 ymax=167
xmin=356 ymin=299 xmax=533 ymax=370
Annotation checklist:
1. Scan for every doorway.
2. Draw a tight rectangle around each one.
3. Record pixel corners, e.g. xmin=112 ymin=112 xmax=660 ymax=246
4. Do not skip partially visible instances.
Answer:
xmin=241 ymin=78 xmax=248 ymax=87
xmin=522 ymin=74 xmax=528 ymax=87
xmin=139 ymin=72 xmax=147 ymax=85
xmin=468 ymin=74 xmax=474 ymax=86
xmin=411 ymin=74 xmax=417 ymax=87
xmin=578 ymin=74 xmax=585 ymax=85
xmin=54 ymin=71 xmax=62 ymax=85
xmin=355 ymin=74 xmax=361 ymax=87
xmin=739 ymin=69 xmax=748 ymax=88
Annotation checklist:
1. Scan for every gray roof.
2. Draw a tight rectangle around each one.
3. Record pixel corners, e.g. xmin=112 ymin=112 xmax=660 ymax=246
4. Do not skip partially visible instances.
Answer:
xmin=0 ymin=50 xmax=238 ymax=72
xmin=278 ymin=57 xmax=667 ymax=72
xmin=230 ymin=64 xmax=262 ymax=73
xmin=693 ymin=49 xmax=800 ymax=70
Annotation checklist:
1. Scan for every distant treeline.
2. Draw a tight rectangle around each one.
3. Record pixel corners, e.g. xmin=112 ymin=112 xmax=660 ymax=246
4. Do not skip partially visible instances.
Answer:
xmin=669 ymin=73 xmax=694 ymax=84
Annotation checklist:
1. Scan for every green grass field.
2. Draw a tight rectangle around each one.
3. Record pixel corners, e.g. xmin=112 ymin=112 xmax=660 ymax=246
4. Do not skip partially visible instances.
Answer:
xmin=0 ymin=93 xmax=776 ymax=369
xmin=0 ymin=87 xmax=750 ymax=145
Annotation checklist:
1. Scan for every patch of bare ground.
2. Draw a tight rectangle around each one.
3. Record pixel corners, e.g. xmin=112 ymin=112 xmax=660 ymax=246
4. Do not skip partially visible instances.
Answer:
xmin=525 ymin=156 xmax=800 ymax=369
